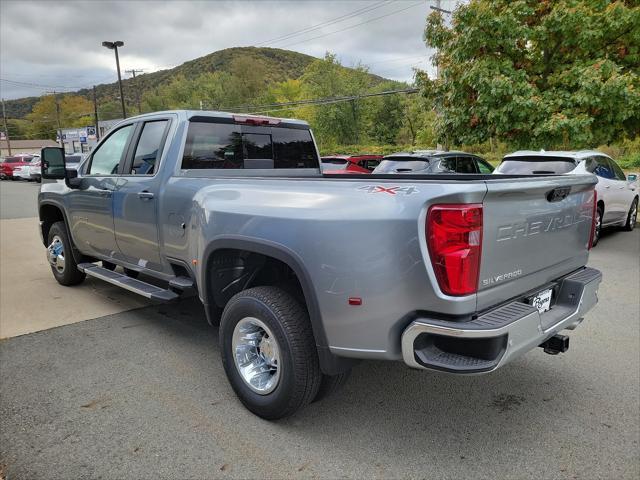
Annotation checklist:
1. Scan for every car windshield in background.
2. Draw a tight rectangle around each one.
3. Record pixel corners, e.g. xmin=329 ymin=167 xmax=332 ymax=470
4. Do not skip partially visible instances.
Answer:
xmin=496 ymin=156 xmax=577 ymax=174
xmin=373 ymin=158 xmax=431 ymax=174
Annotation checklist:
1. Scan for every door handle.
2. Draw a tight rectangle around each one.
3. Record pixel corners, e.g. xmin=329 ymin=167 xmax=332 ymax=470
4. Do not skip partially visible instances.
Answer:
xmin=97 ymin=189 xmax=112 ymax=197
xmin=604 ymin=185 xmax=610 ymax=189
xmin=138 ymin=191 xmax=154 ymax=199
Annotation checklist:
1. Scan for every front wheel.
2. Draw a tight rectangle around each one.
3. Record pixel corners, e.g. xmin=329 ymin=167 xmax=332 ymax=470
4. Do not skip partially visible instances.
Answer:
xmin=47 ymin=221 xmax=86 ymax=286
xmin=623 ymin=198 xmax=638 ymax=232
xmin=219 ymin=286 xmax=321 ymax=420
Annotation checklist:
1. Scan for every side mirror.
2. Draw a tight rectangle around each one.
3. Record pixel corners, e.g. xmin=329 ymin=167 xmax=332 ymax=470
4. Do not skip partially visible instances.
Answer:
xmin=41 ymin=147 xmax=66 ymax=179
xmin=41 ymin=147 xmax=81 ymax=189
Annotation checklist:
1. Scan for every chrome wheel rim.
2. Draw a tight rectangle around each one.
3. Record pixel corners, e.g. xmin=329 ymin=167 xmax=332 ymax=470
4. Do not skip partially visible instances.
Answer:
xmin=595 ymin=212 xmax=602 ymax=240
xmin=232 ymin=317 xmax=281 ymax=395
xmin=47 ymin=235 xmax=65 ymax=273
xmin=630 ymin=202 xmax=637 ymax=229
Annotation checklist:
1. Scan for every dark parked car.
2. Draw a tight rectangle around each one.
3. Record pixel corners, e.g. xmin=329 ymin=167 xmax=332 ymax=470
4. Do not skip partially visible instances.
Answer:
xmin=373 ymin=150 xmax=494 ymax=175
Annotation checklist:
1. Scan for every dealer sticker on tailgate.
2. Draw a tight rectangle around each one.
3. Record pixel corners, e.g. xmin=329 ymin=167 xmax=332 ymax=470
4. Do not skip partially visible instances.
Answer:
xmin=530 ymin=288 xmax=553 ymax=314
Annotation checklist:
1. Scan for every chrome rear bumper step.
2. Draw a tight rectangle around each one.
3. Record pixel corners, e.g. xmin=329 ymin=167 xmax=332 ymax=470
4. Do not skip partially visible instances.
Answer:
xmin=78 ymin=263 xmax=179 ymax=302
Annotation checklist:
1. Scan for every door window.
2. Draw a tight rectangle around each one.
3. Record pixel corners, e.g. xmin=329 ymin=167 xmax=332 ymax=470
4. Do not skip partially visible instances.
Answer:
xmin=130 ymin=120 xmax=169 ymax=175
xmin=592 ymin=156 xmax=615 ymax=179
xmin=455 ymin=156 xmax=478 ymax=173
xmin=439 ymin=158 xmax=456 ymax=172
xmin=608 ymin=158 xmax=627 ymax=181
xmin=476 ymin=159 xmax=494 ymax=173
xmin=88 ymin=124 xmax=134 ymax=175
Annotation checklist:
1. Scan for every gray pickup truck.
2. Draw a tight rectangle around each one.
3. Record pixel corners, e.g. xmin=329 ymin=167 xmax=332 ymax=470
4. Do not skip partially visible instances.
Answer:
xmin=39 ymin=110 xmax=602 ymax=419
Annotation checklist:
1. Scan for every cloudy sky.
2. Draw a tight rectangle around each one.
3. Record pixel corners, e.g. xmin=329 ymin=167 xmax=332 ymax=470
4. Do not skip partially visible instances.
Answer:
xmin=0 ymin=0 xmax=456 ymax=100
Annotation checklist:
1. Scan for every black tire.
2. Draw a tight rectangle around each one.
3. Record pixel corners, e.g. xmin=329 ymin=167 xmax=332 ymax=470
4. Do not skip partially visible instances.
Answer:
xmin=102 ymin=261 xmax=117 ymax=271
xmin=219 ymin=286 xmax=321 ymax=420
xmin=312 ymin=370 xmax=351 ymax=403
xmin=623 ymin=198 xmax=638 ymax=231
xmin=592 ymin=206 xmax=603 ymax=247
xmin=47 ymin=221 xmax=86 ymax=286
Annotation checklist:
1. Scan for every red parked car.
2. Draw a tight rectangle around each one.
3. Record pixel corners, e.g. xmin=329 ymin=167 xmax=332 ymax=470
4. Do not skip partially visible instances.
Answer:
xmin=1 ymin=155 xmax=34 ymax=180
xmin=321 ymin=154 xmax=383 ymax=174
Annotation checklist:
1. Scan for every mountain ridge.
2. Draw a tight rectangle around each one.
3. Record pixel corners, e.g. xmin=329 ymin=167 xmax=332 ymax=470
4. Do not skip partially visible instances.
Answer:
xmin=4 ymin=47 xmax=387 ymax=118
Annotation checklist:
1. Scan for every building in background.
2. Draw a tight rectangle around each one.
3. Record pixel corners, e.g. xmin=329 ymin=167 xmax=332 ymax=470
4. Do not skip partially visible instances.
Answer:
xmin=60 ymin=118 xmax=123 ymax=154
xmin=1 ymin=139 xmax=58 ymax=157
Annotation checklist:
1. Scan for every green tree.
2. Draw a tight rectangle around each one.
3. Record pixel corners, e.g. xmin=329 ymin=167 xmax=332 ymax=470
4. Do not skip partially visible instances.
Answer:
xmin=420 ymin=0 xmax=640 ymax=149
xmin=300 ymin=53 xmax=374 ymax=146
xmin=25 ymin=95 xmax=94 ymax=139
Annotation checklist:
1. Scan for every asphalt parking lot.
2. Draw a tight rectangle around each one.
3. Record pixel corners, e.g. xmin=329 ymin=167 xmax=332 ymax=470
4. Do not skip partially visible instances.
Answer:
xmin=1 ymin=180 xmax=638 ymax=479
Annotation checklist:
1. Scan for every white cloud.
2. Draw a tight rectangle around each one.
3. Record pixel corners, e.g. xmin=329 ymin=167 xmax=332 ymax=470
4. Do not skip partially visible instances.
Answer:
xmin=0 ymin=0 xmax=445 ymax=99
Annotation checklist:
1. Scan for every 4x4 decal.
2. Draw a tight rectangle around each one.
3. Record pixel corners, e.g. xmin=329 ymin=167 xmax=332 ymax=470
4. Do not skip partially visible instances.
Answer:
xmin=357 ymin=185 xmax=419 ymax=195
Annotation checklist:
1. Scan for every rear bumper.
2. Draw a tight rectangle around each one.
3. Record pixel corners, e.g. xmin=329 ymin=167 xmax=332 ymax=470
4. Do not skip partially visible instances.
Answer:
xmin=401 ymin=267 xmax=602 ymax=373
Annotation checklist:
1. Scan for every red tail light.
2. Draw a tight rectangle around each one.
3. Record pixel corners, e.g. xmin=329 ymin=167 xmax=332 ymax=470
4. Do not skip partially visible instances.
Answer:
xmin=427 ymin=204 xmax=483 ymax=296
xmin=588 ymin=189 xmax=597 ymax=250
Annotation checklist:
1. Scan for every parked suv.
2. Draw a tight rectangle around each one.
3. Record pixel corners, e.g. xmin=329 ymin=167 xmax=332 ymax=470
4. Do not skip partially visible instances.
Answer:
xmin=373 ymin=150 xmax=494 ymax=175
xmin=495 ymin=151 xmax=638 ymax=245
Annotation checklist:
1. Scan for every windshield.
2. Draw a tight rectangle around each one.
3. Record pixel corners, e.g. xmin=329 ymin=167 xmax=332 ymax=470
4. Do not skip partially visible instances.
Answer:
xmin=496 ymin=156 xmax=577 ymax=174
xmin=373 ymin=158 xmax=431 ymax=174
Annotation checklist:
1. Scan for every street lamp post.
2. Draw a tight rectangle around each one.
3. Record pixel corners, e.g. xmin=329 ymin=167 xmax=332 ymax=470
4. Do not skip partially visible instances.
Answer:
xmin=102 ymin=40 xmax=126 ymax=119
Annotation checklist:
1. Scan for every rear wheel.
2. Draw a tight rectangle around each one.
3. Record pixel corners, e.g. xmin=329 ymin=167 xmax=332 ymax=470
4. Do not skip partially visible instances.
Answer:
xmin=592 ymin=206 xmax=603 ymax=247
xmin=623 ymin=198 xmax=638 ymax=231
xmin=220 ymin=286 xmax=321 ymax=420
xmin=47 ymin=221 xmax=85 ymax=286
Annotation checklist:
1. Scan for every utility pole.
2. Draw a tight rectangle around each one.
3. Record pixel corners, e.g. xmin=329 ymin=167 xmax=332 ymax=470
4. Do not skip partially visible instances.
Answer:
xmin=102 ymin=41 xmax=126 ymax=118
xmin=1 ymin=98 xmax=12 ymax=156
xmin=125 ymin=68 xmax=144 ymax=114
xmin=92 ymin=86 xmax=100 ymax=141
xmin=46 ymin=91 xmax=64 ymax=148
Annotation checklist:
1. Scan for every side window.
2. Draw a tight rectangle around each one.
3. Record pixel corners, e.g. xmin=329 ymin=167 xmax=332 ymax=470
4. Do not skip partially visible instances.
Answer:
xmin=439 ymin=158 xmax=456 ymax=172
xmin=87 ymin=124 xmax=134 ymax=175
xmin=130 ymin=120 xmax=169 ymax=175
xmin=476 ymin=158 xmax=494 ymax=173
xmin=584 ymin=157 xmax=598 ymax=173
xmin=593 ymin=156 xmax=614 ymax=179
xmin=455 ymin=156 xmax=478 ymax=173
xmin=608 ymin=158 xmax=626 ymax=181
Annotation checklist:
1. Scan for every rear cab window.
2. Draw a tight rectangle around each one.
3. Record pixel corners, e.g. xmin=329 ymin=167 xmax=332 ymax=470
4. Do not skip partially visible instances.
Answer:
xmin=181 ymin=119 xmax=319 ymax=171
xmin=496 ymin=156 xmax=577 ymax=174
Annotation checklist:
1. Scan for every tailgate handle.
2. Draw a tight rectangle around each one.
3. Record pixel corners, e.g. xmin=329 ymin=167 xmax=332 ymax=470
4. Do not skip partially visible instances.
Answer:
xmin=546 ymin=186 xmax=571 ymax=202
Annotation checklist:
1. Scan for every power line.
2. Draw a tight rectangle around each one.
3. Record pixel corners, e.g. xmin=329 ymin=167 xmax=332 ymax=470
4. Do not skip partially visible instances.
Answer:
xmin=255 ymin=1 xmax=390 ymax=47
xmin=0 ymin=77 xmax=83 ymax=91
xmin=280 ymin=1 xmax=424 ymax=48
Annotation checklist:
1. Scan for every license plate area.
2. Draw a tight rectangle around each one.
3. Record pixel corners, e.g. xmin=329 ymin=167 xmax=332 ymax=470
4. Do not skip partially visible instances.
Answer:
xmin=528 ymin=288 xmax=553 ymax=314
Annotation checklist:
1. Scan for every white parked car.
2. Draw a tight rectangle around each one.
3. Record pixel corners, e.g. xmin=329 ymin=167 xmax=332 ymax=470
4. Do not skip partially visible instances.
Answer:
xmin=28 ymin=156 xmax=42 ymax=182
xmin=495 ymin=150 xmax=638 ymax=246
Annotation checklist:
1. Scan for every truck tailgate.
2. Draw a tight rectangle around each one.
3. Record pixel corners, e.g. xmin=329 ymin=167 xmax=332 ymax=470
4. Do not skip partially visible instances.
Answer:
xmin=477 ymin=175 xmax=596 ymax=310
